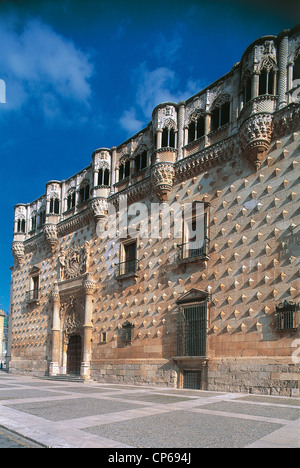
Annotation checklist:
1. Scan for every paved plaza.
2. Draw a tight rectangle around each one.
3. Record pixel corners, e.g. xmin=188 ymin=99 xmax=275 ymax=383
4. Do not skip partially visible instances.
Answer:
xmin=0 ymin=372 xmax=299 ymax=449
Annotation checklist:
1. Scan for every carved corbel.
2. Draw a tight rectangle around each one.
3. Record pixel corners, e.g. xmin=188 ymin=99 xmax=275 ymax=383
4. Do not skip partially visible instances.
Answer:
xmin=240 ymin=113 xmax=273 ymax=171
xmin=44 ymin=224 xmax=58 ymax=252
xmin=151 ymin=162 xmax=175 ymax=201
xmin=91 ymin=197 xmax=108 ymax=221
xmin=12 ymin=241 xmax=25 ymax=264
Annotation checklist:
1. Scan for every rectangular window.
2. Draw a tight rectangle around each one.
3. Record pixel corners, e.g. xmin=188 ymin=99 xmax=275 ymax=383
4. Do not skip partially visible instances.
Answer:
xmin=117 ymin=240 xmax=138 ymax=277
xmin=177 ymin=303 xmax=207 ymax=357
xmin=276 ymin=301 xmax=298 ymax=330
xmin=179 ymin=202 xmax=209 ymax=260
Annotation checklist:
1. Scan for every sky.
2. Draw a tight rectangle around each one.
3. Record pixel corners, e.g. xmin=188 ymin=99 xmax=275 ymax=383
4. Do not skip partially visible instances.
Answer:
xmin=0 ymin=0 xmax=298 ymax=311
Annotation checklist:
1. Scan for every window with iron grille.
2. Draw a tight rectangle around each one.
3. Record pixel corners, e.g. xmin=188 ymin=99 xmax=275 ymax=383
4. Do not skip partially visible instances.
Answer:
xmin=275 ymin=301 xmax=298 ymax=331
xmin=122 ymin=321 xmax=134 ymax=344
xmin=177 ymin=303 xmax=207 ymax=356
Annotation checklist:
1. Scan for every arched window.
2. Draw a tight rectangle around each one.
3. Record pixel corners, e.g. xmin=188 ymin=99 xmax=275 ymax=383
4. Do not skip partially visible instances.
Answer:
xmin=259 ymin=69 xmax=275 ymax=95
xmin=79 ymin=184 xmax=90 ymax=204
xmin=39 ymin=209 xmax=46 ymax=226
xmin=31 ymin=215 xmax=37 ymax=232
xmin=98 ymin=168 xmax=110 ymax=186
xmin=211 ymin=101 xmax=230 ymax=131
xmin=17 ymin=219 xmax=26 ymax=233
xmin=293 ymin=55 xmax=300 ymax=81
xmin=67 ymin=191 xmax=76 ymax=210
xmin=135 ymin=151 xmax=147 ymax=172
xmin=49 ymin=198 xmax=60 ymax=214
xmin=162 ymin=127 xmax=175 ymax=148
xmin=119 ymin=160 xmax=130 ymax=181
xmin=188 ymin=115 xmax=205 ymax=143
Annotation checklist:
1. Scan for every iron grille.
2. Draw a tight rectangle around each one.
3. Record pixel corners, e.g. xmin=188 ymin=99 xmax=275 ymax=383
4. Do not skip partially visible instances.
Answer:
xmin=275 ymin=301 xmax=298 ymax=330
xmin=177 ymin=303 xmax=207 ymax=356
xmin=115 ymin=258 xmax=138 ymax=277
xmin=26 ymin=289 xmax=40 ymax=301
xmin=178 ymin=237 xmax=209 ymax=260
xmin=183 ymin=371 xmax=201 ymax=390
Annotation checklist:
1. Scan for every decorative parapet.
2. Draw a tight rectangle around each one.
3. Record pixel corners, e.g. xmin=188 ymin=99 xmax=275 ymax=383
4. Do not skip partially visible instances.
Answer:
xmin=273 ymin=102 xmax=300 ymax=138
xmin=176 ymin=134 xmax=239 ymax=181
xmin=151 ymin=162 xmax=175 ymax=201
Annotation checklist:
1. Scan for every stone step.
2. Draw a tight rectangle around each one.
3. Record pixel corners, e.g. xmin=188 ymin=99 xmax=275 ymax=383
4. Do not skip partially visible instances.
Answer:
xmin=41 ymin=374 xmax=85 ymax=383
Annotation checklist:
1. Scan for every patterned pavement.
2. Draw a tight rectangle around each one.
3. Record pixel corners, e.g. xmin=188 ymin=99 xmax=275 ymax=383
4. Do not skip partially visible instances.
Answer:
xmin=0 ymin=372 xmax=299 ymax=449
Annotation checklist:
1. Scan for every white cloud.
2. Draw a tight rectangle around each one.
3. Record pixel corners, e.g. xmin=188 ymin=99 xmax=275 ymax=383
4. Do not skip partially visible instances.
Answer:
xmin=0 ymin=16 xmax=94 ymax=121
xmin=119 ymin=108 xmax=145 ymax=135
xmin=119 ymin=62 xmax=205 ymax=134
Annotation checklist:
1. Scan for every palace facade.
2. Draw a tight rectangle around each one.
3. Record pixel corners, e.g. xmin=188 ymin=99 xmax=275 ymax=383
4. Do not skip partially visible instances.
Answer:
xmin=9 ymin=26 xmax=300 ymax=395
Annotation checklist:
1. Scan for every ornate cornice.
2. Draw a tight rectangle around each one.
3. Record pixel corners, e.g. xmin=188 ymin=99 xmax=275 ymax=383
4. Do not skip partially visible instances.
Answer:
xmin=176 ymin=134 xmax=240 ymax=181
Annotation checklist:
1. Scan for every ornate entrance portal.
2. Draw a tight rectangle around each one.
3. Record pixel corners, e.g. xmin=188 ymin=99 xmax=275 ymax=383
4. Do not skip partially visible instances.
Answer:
xmin=67 ymin=335 xmax=82 ymax=374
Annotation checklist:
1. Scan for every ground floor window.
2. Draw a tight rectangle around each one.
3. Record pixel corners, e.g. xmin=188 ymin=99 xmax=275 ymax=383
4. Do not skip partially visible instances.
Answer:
xmin=177 ymin=303 xmax=207 ymax=357
xmin=183 ymin=371 xmax=202 ymax=390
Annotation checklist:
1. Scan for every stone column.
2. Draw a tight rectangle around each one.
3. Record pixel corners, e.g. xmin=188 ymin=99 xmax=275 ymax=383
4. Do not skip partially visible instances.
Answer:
xmin=204 ymin=113 xmax=211 ymax=147
xmin=110 ymin=146 xmax=117 ymax=193
xmin=277 ymin=31 xmax=289 ymax=109
xmin=177 ymin=101 xmax=185 ymax=160
xmin=81 ymin=275 xmax=96 ymax=380
xmin=252 ymin=71 xmax=260 ymax=98
xmin=156 ymin=129 xmax=162 ymax=150
xmin=49 ymin=284 xmax=60 ymax=376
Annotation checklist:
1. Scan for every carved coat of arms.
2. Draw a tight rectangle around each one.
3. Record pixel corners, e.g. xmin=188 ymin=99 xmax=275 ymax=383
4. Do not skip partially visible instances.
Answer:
xmin=59 ymin=242 xmax=89 ymax=281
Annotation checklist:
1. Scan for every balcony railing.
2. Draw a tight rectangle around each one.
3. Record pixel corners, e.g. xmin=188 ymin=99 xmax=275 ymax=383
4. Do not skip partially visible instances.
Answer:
xmin=177 ymin=238 xmax=210 ymax=262
xmin=115 ymin=259 xmax=138 ymax=278
xmin=26 ymin=289 xmax=40 ymax=303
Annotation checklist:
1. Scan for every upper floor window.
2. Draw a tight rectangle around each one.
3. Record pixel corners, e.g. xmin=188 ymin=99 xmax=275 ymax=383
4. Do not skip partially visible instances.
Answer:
xmin=39 ymin=209 xmax=46 ymax=227
xmin=293 ymin=55 xmax=300 ymax=81
xmin=135 ymin=151 xmax=147 ymax=172
xmin=98 ymin=168 xmax=110 ymax=186
xmin=119 ymin=160 xmax=130 ymax=181
xmin=162 ymin=127 xmax=175 ymax=148
xmin=259 ymin=69 xmax=276 ymax=95
xmin=178 ymin=201 xmax=210 ymax=261
xmin=79 ymin=184 xmax=90 ymax=204
xmin=211 ymin=101 xmax=230 ymax=131
xmin=49 ymin=197 xmax=60 ymax=214
xmin=67 ymin=191 xmax=76 ymax=210
xmin=31 ymin=215 xmax=37 ymax=232
xmin=116 ymin=239 xmax=138 ymax=277
xmin=188 ymin=115 xmax=205 ymax=143
xmin=17 ymin=219 xmax=26 ymax=233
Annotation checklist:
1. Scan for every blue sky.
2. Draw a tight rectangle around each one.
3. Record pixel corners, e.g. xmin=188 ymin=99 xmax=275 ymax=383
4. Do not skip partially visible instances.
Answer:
xmin=0 ymin=0 xmax=298 ymax=311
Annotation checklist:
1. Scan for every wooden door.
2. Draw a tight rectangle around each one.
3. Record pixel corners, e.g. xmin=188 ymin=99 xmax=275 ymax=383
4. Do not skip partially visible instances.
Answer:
xmin=67 ymin=335 xmax=82 ymax=374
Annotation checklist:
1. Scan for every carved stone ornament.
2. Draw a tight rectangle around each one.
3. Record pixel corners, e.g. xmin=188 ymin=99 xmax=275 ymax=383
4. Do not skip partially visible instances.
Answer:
xmin=12 ymin=241 xmax=25 ymax=264
xmin=83 ymin=275 xmax=97 ymax=295
xmin=91 ymin=197 xmax=108 ymax=220
xmin=61 ymin=295 xmax=83 ymax=337
xmin=59 ymin=242 xmax=90 ymax=281
xmin=240 ymin=113 xmax=273 ymax=171
xmin=44 ymin=224 xmax=58 ymax=252
xmin=151 ymin=162 xmax=175 ymax=201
